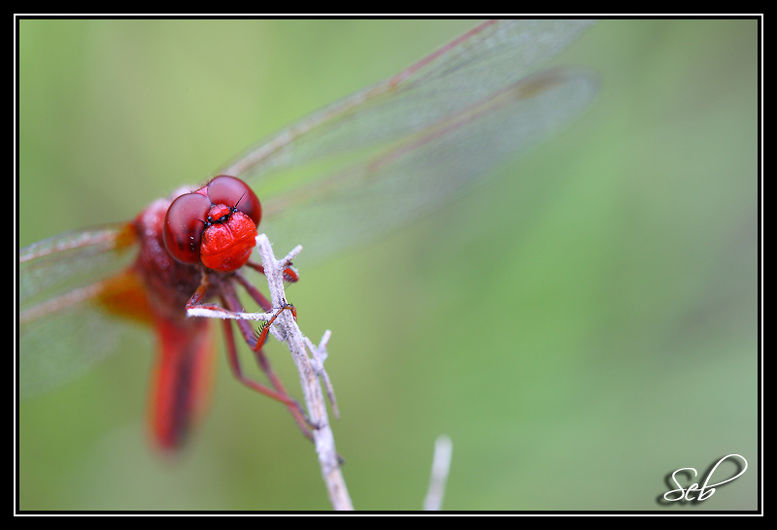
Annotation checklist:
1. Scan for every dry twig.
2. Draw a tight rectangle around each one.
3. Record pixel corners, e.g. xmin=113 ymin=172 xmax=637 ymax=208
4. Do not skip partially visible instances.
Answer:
xmin=423 ymin=435 xmax=453 ymax=510
xmin=253 ymin=235 xmax=352 ymax=510
xmin=186 ymin=234 xmax=351 ymax=509
xmin=190 ymin=235 xmax=455 ymax=511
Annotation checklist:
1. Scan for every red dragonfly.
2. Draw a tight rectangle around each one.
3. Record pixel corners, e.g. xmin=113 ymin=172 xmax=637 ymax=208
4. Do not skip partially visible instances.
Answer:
xmin=19 ymin=19 xmax=598 ymax=450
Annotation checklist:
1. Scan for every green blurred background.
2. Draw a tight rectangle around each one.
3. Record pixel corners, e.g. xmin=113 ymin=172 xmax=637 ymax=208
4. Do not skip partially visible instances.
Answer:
xmin=19 ymin=19 xmax=758 ymax=510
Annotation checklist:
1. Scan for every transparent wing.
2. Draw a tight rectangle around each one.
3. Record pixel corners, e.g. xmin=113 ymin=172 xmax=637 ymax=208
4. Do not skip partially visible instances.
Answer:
xmin=19 ymin=20 xmax=598 ymax=395
xmin=19 ymin=224 xmax=144 ymax=396
xmin=20 ymin=224 xmax=135 ymax=309
xmin=222 ymin=19 xmax=599 ymax=260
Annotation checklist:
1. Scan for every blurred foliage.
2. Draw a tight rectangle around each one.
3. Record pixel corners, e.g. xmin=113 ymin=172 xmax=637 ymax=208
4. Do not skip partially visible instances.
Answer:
xmin=19 ymin=18 xmax=758 ymax=510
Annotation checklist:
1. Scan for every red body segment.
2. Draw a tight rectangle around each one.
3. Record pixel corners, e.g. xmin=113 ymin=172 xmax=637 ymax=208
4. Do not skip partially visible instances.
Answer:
xmin=123 ymin=175 xmax=287 ymax=449
xmin=149 ymin=314 xmax=214 ymax=450
xmin=131 ymin=196 xmax=213 ymax=448
xmin=125 ymin=176 xmax=268 ymax=448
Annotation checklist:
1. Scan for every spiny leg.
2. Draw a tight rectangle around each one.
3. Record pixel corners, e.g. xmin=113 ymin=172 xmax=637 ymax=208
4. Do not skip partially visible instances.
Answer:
xmin=220 ymin=283 xmax=316 ymax=439
xmin=245 ymin=260 xmax=300 ymax=284
xmin=252 ymin=303 xmax=296 ymax=352
xmin=233 ymin=270 xmax=297 ymax=353
xmin=184 ymin=270 xmax=242 ymax=318
xmin=220 ymin=315 xmax=314 ymax=442
xmin=184 ymin=271 xmax=315 ymax=439
xmin=233 ymin=271 xmax=272 ymax=312
xmin=185 ymin=270 xmax=274 ymax=322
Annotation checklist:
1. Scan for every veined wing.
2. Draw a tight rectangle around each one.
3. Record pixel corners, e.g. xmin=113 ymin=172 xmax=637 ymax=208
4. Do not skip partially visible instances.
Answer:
xmin=222 ymin=19 xmax=599 ymax=260
xmin=20 ymin=224 xmax=136 ymax=311
xmin=20 ymin=224 xmax=145 ymax=396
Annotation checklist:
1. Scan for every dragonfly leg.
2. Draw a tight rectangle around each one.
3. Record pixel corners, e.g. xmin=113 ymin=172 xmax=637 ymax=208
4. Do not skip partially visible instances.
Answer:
xmin=220 ymin=283 xmax=319 ymax=437
xmin=233 ymin=271 xmax=272 ymax=311
xmin=252 ymin=303 xmax=296 ymax=352
xmin=233 ymin=271 xmax=297 ymax=352
xmin=185 ymin=271 xmax=318 ymax=439
xmin=184 ymin=271 xmax=232 ymax=316
xmin=246 ymin=260 xmax=300 ymax=283
xmin=185 ymin=270 xmax=271 ymax=321
xmin=220 ymin=316 xmax=315 ymax=442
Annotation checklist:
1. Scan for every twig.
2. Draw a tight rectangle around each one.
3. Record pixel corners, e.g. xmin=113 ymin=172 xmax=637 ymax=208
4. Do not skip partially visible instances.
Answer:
xmin=255 ymin=234 xmax=353 ymax=510
xmin=304 ymin=332 xmax=340 ymax=419
xmin=423 ymin=435 xmax=453 ymax=510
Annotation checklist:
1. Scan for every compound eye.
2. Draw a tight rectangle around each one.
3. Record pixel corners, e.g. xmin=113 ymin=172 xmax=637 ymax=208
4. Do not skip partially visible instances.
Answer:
xmin=207 ymin=175 xmax=262 ymax=226
xmin=163 ymin=192 xmax=211 ymax=264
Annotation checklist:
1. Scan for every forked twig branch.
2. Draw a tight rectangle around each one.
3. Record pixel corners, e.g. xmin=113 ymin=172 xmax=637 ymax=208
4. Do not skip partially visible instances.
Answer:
xmin=254 ymin=234 xmax=353 ymax=510
xmin=190 ymin=235 xmax=451 ymax=510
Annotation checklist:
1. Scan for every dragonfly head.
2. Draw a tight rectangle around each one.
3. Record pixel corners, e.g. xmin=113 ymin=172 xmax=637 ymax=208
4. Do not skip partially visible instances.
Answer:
xmin=163 ymin=175 xmax=262 ymax=272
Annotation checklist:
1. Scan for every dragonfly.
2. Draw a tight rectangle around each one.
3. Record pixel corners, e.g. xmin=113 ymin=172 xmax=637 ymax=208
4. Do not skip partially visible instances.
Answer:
xmin=19 ymin=19 xmax=599 ymax=450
